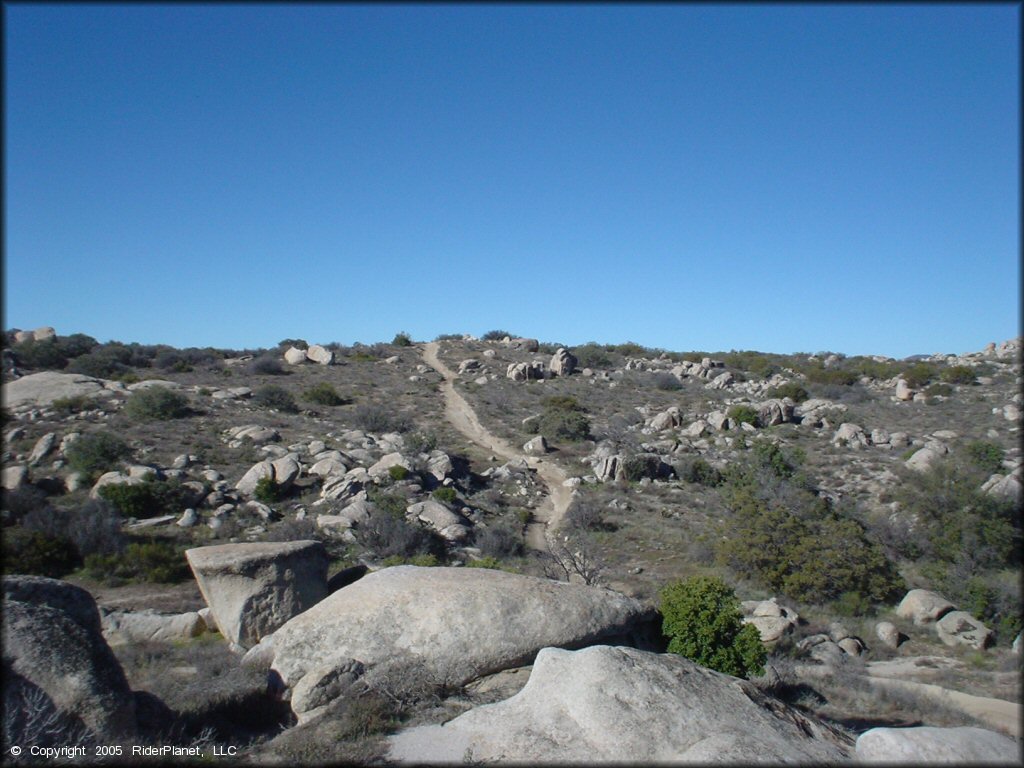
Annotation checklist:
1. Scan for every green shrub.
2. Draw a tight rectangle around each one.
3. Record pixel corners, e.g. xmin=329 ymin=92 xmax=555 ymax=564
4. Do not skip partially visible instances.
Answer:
xmin=253 ymin=476 xmax=285 ymax=503
xmin=678 ymin=457 xmax=724 ymax=487
xmin=924 ymin=382 xmax=953 ymax=398
xmin=940 ymin=365 xmax=976 ymax=385
xmin=65 ymin=431 xmax=132 ymax=480
xmin=901 ymin=362 xmax=936 ymax=389
xmin=465 ymin=556 xmax=505 ymax=570
xmin=659 ymin=576 xmax=766 ymax=678
xmin=98 ymin=478 xmax=194 ymax=519
xmin=249 ymin=356 xmax=286 ymax=375
xmin=621 ymin=454 xmax=665 ymax=482
xmin=966 ymin=441 xmax=1004 ymax=474
xmin=51 ymin=394 xmax=94 ymax=415
xmin=405 ymin=431 xmax=438 ymax=455
xmin=652 ymin=372 xmax=682 ymax=391
xmin=123 ymin=386 xmax=191 ymax=421
xmin=571 ymin=343 xmax=614 ymax=369
xmin=381 ymin=553 xmax=439 ymax=567
xmin=727 ymin=405 xmax=758 ymax=426
xmin=352 ymin=404 xmax=412 ymax=433
xmin=2 ymin=527 xmax=79 ymax=578
xmin=302 ymin=382 xmax=346 ymax=406
xmin=21 ymin=498 xmax=125 ymax=559
xmin=803 ymin=366 xmax=858 ymax=386
xmin=391 ymin=332 xmax=413 ymax=347
xmin=432 ymin=487 xmax=457 ymax=504
xmin=481 ymin=330 xmax=514 ymax=341
xmin=65 ymin=346 xmax=133 ymax=378
xmin=12 ymin=338 xmax=68 ymax=370
xmin=388 ymin=465 xmax=410 ymax=482
xmin=537 ymin=396 xmax=590 ymax=442
xmin=254 ymin=385 xmax=299 ymax=413
xmin=474 ymin=522 xmax=524 ymax=559
xmin=82 ymin=540 xmax=191 ymax=584
xmin=765 ymin=383 xmax=809 ymax=403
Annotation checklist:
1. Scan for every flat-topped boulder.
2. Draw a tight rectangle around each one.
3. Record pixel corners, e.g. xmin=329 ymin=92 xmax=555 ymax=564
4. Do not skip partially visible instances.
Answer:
xmin=856 ymin=725 xmax=1019 ymax=763
xmin=388 ymin=645 xmax=853 ymax=763
xmin=270 ymin=566 xmax=658 ymax=720
xmin=2 ymin=576 xmax=136 ymax=739
xmin=185 ymin=541 xmax=329 ymax=649
xmin=2 ymin=370 xmax=110 ymax=410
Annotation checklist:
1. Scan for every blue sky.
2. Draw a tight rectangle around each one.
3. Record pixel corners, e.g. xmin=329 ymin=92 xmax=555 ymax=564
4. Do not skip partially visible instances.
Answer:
xmin=4 ymin=4 xmax=1019 ymax=358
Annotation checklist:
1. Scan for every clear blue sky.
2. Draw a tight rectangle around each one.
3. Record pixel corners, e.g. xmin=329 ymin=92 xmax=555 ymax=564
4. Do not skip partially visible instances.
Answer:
xmin=4 ymin=4 xmax=1019 ymax=358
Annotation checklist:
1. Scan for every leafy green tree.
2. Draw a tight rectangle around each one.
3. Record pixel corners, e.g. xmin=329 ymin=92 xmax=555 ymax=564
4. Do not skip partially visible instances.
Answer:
xmin=659 ymin=576 xmax=766 ymax=678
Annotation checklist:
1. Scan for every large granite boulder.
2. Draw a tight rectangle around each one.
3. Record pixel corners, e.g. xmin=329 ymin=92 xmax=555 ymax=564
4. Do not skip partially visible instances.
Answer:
xmin=935 ymin=610 xmax=994 ymax=650
xmin=2 ymin=576 xmax=136 ymax=739
xmin=896 ymin=589 xmax=956 ymax=626
xmin=185 ymin=541 xmax=329 ymax=649
xmin=856 ymin=725 xmax=1019 ymax=763
xmin=387 ymin=645 xmax=853 ymax=763
xmin=550 ymin=348 xmax=578 ymax=376
xmin=1 ymin=371 xmax=110 ymax=410
xmin=270 ymin=566 xmax=658 ymax=720
xmin=101 ymin=609 xmax=207 ymax=646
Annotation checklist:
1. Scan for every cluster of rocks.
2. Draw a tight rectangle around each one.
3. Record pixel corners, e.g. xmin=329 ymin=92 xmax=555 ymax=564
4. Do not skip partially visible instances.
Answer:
xmin=282 ymin=344 xmax=335 ymax=365
xmin=12 ymin=325 xmax=57 ymax=344
xmin=896 ymin=589 xmax=994 ymax=650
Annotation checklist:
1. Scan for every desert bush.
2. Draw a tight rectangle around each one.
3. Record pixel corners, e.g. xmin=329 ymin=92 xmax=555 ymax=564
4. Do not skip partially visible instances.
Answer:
xmin=253 ymin=476 xmax=285 ymax=504
xmin=387 ymin=465 xmax=410 ymax=482
xmin=722 ymin=351 xmax=780 ymax=379
xmin=473 ymin=522 xmax=524 ymax=559
xmin=611 ymin=341 xmax=651 ymax=357
xmin=11 ymin=338 xmax=68 ymax=370
xmin=803 ymin=365 xmax=857 ymax=386
xmin=901 ymin=362 xmax=936 ymax=388
xmin=262 ymin=517 xmax=319 ymax=542
xmin=124 ymin=386 xmax=191 ymax=421
xmin=677 ymin=457 xmax=724 ymax=487
xmin=51 ymin=394 xmax=94 ymax=415
xmin=924 ymin=382 xmax=954 ymax=398
xmin=659 ymin=576 xmax=766 ymax=678
xmin=1 ymin=485 xmax=52 ymax=524
xmin=248 ymin=356 xmax=285 ymax=375
xmin=65 ymin=344 xmax=136 ymax=378
xmin=351 ymin=404 xmax=412 ymax=434
xmin=64 ymin=431 xmax=132 ymax=480
xmin=765 ymin=382 xmax=809 ymax=403
xmin=355 ymin=509 xmax=444 ymax=560
xmin=82 ymin=540 xmax=191 ymax=584
xmin=571 ymin=343 xmax=614 ymax=369
xmin=404 ymin=431 xmax=438 ymax=455
xmin=537 ymin=396 xmax=590 ymax=442
xmin=302 ymin=382 xmax=346 ymax=406
xmin=727 ymin=405 xmax=758 ymax=426
xmin=253 ymin=385 xmax=299 ymax=413
xmin=652 ymin=371 xmax=682 ymax=391
xmin=940 ymin=365 xmax=977 ymax=385
xmin=380 ymin=553 xmax=439 ymax=567
xmin=391 ymin=332 xmax=412 ymax=347
xmin=433 ymin=333 xmax=463 ymax=341
xmin=1 ymin=527 xmax=79 ymax=577
xmin=965 ymin=440 xmax=1004 ymax=474
xmin=431 ymin=487 xmax=457 ymax=504
xmin=621 ymin=454 xmax=667 ymax=482
xmin=98 ymin=478 xmax=194 ymax=519
xmin=465 ymin=556 xmax=506 ymax=570
xmin=22 ymin=498 xmax=125 ymax=558
xmin=481 ymin=330 xmax=514 ymax=341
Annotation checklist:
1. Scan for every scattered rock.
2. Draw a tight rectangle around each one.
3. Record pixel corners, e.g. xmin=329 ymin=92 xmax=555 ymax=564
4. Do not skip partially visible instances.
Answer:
xmin=550 ymin=348 xmax=577 ymax=376
xmin=283 ymin=346 xmax=307 ymax=365
xmin=305 ymin=345 xmax=334 ymax=365
xmin=896 ymin=589 xmax=956 ymax=626
xmin=523 ymin=435 xmax=549 ymax=454
xmin=935 ymin=610 xmax=994 ymax=650
xmin=874 ymin=621 xmax=905 ymax=649
xmin=101 ymin=609 xmax=206 ymax=645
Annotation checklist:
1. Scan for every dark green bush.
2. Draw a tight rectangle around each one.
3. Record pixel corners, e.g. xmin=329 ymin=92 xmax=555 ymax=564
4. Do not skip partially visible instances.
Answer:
xmin=803 ymin=365 xmax=858 ymax=386
xmin=302 ymin=382 xmax=346 ymax=406
xmin=404 ymin=431 xmax=438 ymax=455
xmin=98 ymin=478 xmax=193 ymax=519
xmin=249 ymin=356 xmax=286 ymax=375
xmin=65 ymin=432 xmax=132 ymax=480
xmin=901 ymin=362 xmax=936 ymax=389
xmin=21 ymin=498 xmax=125 ymax=559
xmin=352 ymin=404 xmax=412 ymax=434
xmin=391 ymin=332 xmax=413 ymax=347
xmin=354 ymin=508 xmax=444 ymax=560
xmin=51 ymin=394 xmax=94 ymax=415
xmin=652 ymin=372 xmax=682 ymax=391
xmin=537 ymin=396 xmax=590 ymax=442
xmin=11 ymin=338 xmax=68 ymax=370
xmin=678 ymin=457 xmax=724 ymax=487
xmin=940 ymin=365 xmax=977 ymax=385
xmin=123 ymin=386 xmax=191 ymax=421
xmin=621 ymin=454 xmax=666 ymax=482
xmin=571 ymin=343 xmax=614 ymax=369
xmin=83 ymin=540 xmax=191 ymax=584
xmin=432 ymin=487 xmax=457 ymax=504
xmin=765 ymin=383 xmax=809 ymax=403
xmin=481 ymin=330 xmax=514 ymax=341
xmin=924 ymin=382 xmax=953 ymax=398
xmin=727 ymin=405 xmax=758 ymax=426
xmin=473 ymin=522 xmax=525 ymax=559
xmin=253 ymin=476 xmax=285 ymax=503
xmin=2 ymin=527 xmax=79 ymax=578
xmin=965 ymin=441 xmax=1004 ymax=474
xmin=659 ymin=576 xmax=766 ymax=679
xmin=65 ymin=344 xmax=134 ymax=378
xmin=254 ymin=385 xmax=299 ymax=413
xmin=388 ymin=465 xmax=410 ymax=482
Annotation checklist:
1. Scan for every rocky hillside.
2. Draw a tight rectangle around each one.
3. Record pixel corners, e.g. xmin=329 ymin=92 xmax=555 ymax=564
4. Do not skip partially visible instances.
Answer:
xmin=1 ymin=327 xmax=1020 ymax=764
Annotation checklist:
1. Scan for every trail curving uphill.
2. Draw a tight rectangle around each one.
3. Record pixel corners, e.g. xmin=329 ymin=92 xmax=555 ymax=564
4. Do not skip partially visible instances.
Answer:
xmin=423 ymin=342 xmax=573 ymax=551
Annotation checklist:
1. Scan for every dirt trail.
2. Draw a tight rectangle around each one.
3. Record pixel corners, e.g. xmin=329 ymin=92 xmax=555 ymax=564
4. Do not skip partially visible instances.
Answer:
xmin=422 ymin=342 xmax=572 ymax=551
xmin=866 ymin=673 xmax=1021 ymax=738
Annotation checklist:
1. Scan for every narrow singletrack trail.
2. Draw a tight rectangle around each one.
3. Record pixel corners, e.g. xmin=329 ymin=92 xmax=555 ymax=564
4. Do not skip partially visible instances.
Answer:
xmin=422 ymin=342 xmax=572 ymax=551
